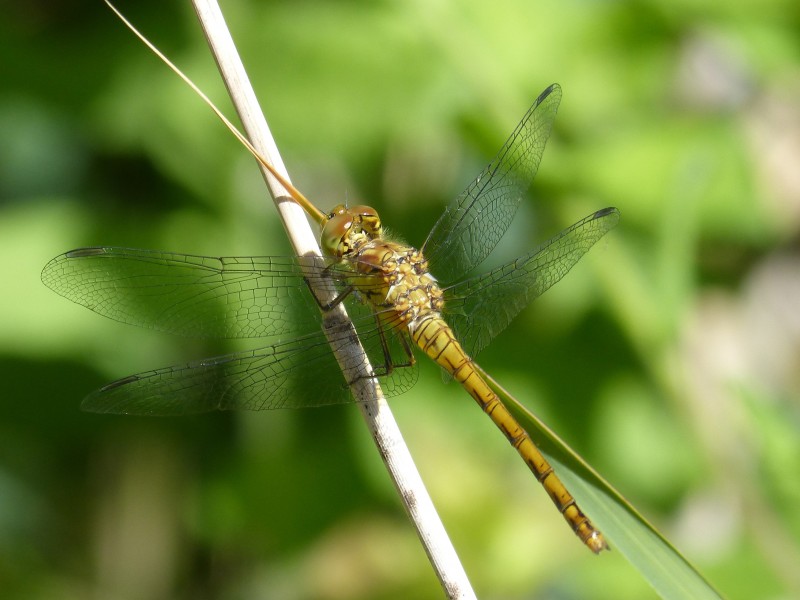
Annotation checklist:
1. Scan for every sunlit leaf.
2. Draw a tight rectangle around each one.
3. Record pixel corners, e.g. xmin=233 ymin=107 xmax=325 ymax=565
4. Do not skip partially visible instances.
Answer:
xmin=478 ymin=366 xmax=724 ymax=600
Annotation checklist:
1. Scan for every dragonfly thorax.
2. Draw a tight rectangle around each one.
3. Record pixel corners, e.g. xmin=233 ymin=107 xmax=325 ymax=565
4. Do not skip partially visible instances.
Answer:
xmin=320 ymin=204 xmax=383 ymax=258
xmin=349 ymin=241 xmax=445 ymax=334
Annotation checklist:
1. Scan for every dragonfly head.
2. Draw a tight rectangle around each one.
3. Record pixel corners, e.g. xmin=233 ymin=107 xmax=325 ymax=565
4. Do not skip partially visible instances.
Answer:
xmin=320 ymin=204 xmax=383 ymax=257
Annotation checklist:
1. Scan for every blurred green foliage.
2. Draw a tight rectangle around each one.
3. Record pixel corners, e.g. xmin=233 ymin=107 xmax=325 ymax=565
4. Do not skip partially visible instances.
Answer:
xmin=2 ymin=0 xmax=800 ymax=598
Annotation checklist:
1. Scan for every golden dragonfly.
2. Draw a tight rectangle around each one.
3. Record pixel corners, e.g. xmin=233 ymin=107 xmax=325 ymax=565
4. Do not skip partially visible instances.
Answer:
xmin=42 ymin=83 xmax=618 ymax=553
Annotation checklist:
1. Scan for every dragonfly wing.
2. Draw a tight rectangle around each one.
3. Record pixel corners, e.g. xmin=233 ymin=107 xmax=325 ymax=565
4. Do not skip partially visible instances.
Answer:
xmin=41 ymin=248 xmax=355 ymax=339
xmin=443 ymin=207 xmax=619 ymax=357
xmin=81 ymin=303 xmax=420 ymax=415
xmin=82 ymin=329 xmax=353 ymax=415
xmin=422 ymin=84 xmax=562 ymax=284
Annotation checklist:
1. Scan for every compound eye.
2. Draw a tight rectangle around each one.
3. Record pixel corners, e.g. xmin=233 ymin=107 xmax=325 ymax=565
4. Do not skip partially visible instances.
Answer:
xmin=320 ymin=205 xmax=351 ymax=257
xmin=351 ymin=205 xmax=378 ymax=218
xmin=349 ymin=205 xmax=382 ymax=237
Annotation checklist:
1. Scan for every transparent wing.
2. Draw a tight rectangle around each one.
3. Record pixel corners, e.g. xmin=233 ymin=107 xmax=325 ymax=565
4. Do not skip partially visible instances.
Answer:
xmin=422 ymin=84 xmax=562 ymax=284
xmin=41 ymin=247 xmax=375 ymax=339
xmin=442 ymin=207 xmax=619 ymax=358
xmin=81 ymin=303 xmax=419 ymax=416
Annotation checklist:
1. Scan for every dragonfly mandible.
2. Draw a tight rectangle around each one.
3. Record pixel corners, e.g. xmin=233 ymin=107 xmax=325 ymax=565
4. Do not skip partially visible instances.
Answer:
xmin=42 ymin=84 xmax=618 ymax=552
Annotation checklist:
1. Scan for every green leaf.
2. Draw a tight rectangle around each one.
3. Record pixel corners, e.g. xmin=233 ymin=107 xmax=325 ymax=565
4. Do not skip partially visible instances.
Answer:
xmin=477 ymin=366 xmax=724 ymax=600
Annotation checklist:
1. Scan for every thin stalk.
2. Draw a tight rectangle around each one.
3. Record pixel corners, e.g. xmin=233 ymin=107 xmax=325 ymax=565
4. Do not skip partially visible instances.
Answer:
xmin=108 ymin=0 xmax=474 ymax=596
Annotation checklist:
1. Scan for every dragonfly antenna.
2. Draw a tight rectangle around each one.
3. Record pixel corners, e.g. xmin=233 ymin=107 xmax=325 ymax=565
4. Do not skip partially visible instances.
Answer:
xmin=103 ymin=0 xmax=326 ymax=225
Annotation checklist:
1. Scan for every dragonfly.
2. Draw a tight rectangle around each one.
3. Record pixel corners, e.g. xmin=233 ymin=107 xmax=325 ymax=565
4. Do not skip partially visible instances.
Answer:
xmin=42 ymin=83 xmax=618 ymax=553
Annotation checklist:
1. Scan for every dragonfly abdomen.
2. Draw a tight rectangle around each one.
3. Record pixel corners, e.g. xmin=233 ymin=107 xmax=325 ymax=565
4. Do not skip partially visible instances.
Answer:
xmin=410 ymin=314 xmax=608 ymax=553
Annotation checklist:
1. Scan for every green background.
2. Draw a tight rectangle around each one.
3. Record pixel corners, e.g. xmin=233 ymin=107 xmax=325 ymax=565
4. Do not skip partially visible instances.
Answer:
xmin=2 ymin=0 xmax=799 ymax=598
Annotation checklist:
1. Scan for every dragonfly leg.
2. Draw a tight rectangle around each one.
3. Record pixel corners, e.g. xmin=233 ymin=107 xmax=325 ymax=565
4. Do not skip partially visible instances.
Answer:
xmin=371 ymin=310 xmax=416 ymax=376
xmin=344 ymin=314 xmax=416 ymax=387
xmin=320 ymin=286 xmax=355 ymax=311
xmin=302 ymin=273 xmax=355 ymax=311
xmin=371 ymin=325 xmax=416 ymax=378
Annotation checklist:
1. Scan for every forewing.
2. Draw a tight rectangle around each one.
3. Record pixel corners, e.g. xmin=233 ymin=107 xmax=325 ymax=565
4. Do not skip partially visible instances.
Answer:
xmin=422 ymin=84 xmax=562 ymax=284
xmin=443 ymin=207 xmax=619 ymax=357
xmin=41 ymin=247 xmax=356 ymax=339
